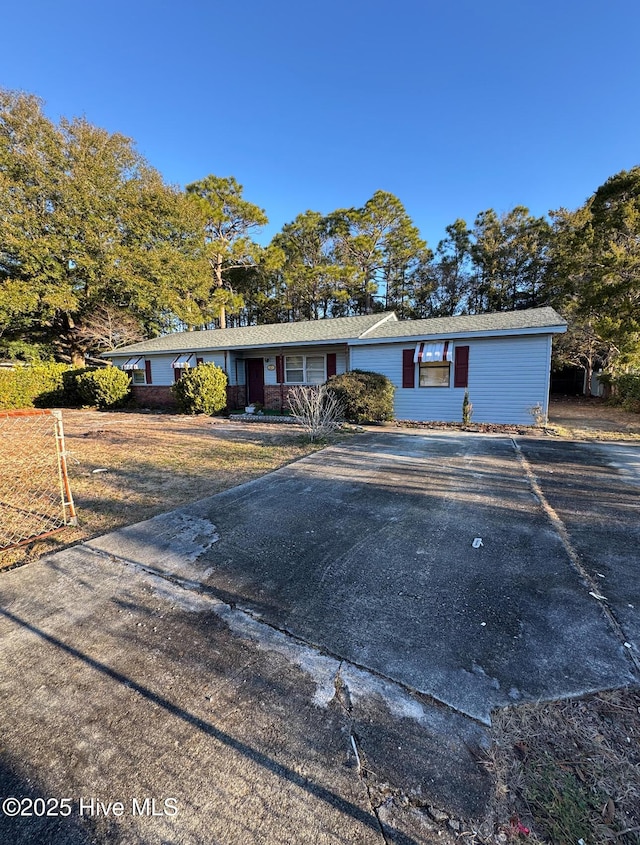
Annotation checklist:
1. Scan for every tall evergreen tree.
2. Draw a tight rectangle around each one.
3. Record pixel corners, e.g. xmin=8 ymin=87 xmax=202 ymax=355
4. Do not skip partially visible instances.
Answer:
xmin=0 ymin=89 xmax=209 ymax=361
xmin=185 ymin=175 xmax=268 ymax=329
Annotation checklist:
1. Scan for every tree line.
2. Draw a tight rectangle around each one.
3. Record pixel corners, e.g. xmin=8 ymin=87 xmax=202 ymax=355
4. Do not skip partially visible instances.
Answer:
xmin=1 ymin=89 xmax=638 ymax=379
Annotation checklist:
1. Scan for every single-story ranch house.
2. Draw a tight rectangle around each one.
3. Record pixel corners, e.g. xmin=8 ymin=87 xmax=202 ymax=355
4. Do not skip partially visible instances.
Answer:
xmin=104 ymin=307 xmax=567 ymax=425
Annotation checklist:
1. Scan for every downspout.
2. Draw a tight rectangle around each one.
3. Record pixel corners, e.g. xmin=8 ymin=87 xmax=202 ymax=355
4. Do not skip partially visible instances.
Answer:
xmin=543 ymin=334 xmax=552 ymax=424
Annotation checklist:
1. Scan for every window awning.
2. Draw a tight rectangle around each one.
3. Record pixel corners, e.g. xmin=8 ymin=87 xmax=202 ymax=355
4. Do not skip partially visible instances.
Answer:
xmin=121 ymin=356 xmax=143 ymax=370
xmin=413 ymin=341 xmax=452 ymax=364
xmin=172 ymin=354 xmax=196 ymax=368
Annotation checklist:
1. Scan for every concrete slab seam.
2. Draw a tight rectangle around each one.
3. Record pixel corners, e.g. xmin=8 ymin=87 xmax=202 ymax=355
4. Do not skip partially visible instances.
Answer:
xmin=511 ymin=437 xmax=640 ymax=676
xmin=86 ymin=543 xmax=492 ymax=730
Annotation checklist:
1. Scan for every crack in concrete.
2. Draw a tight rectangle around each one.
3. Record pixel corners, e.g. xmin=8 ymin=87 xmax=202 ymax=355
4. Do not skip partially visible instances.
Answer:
xmin=511 ymin=437 xmax=640 ymax=675
xmin=88 ymin=543 xmax=489 ymax=728
xmin=331 ymin=663 xmax=390 ymax=844
xmin=350 ymin=730 xmax=391 ymax=845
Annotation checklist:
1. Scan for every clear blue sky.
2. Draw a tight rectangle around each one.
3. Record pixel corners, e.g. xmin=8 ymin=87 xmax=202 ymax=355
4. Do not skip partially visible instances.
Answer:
xmin=3 ymin=0 xmax=639 ymax=248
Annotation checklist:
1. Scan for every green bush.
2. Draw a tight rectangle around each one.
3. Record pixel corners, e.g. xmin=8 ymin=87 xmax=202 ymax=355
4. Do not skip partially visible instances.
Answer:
xmin=0 ymin=362 xmax=70 ymax=409
xmin=73 ymin=366 xmax=132 ymax=409
xmin=612 ymin=374 xmax=640 ymax=412
xmin=171 ymin=363 xmax=228 ymax=415
xmin=327 ymin=369 xmax=395 ymax=423
xmin=462 ymin=389 xmax=473 ymax=425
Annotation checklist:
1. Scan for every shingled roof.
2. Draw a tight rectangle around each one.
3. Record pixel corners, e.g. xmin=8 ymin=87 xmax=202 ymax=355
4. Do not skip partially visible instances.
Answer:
xmin=107 ymin=312 xmax=398 ymax=355
xmin=355 ymin=306 xmax=566 ymax=341
xmin=105 ymin=307 xmax=565 ymax=357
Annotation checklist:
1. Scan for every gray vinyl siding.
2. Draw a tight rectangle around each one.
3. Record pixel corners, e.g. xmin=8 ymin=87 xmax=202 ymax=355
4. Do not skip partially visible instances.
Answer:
xmin=350 ymin=334 xmax=553 ymax=425
xmin=226 ymin=346 xmax=348 ymax=387
xmin=110 ymin=352 xmax=225 ymax=386
xmin=111 ymin=348 xmax=347 ymax=387
xmin=263 ymin=346 xmax=348 ymax=386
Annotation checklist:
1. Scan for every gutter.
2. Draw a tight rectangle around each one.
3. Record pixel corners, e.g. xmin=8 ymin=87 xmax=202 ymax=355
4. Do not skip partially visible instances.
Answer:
xmin=348 ymin=324 xmax=568 ymax=345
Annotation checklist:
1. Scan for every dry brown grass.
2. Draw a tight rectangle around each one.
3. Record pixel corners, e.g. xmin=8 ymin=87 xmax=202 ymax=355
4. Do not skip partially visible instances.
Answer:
xmin=548 ymin=397 xmax=640 ymax=442
xmin=0 ymin=409 xmax=321 ymax=570
xmin=486 ymin=690 xmax=640 ymax=844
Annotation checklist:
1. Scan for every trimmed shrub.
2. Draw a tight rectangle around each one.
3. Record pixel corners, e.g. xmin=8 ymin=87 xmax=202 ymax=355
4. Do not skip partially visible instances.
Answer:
xmin=327 ymin=369 xmax=395 ymax=423
xmin=73 ymin=366 xmax=132 ymax=409
xmin=0 ymin=362 xmax=70 ymax=409
xmin=171 ymin=363 xmax=228 ymax=415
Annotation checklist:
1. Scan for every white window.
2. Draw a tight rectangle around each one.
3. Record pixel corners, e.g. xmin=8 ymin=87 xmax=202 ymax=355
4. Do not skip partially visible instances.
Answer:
xmin=131 ymin=370 xmax=146 ymax=385
xmin=285 ymin=354 xmax=326 ymax=384
xmin=419 ymin=363 xmax=450 ymax=388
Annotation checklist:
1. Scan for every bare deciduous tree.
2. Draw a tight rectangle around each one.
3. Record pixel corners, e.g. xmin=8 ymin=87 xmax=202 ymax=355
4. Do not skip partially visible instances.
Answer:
xmin=75 ymin=305 xmax=146 ymax=354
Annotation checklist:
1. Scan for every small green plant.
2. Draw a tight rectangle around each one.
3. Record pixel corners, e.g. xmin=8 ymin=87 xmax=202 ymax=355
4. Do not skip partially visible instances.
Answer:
xmin=171 ymin=363 xmax=228 ymax=415
xmin=74 ymin=366 xmax=132 ymax=409
xmin=525 ymin=759 xmax=596 ymax=844
xmin=326 ymin=370 xmax=395 ymax=423
xmin=462 ymin=389 xmax=473 ymax=425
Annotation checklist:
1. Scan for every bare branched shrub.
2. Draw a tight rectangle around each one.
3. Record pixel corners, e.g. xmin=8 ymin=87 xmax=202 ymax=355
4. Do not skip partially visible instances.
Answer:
xmin=528 ymin=402 xmax=546 ymax=426
xmin=287 ymin=385 xmax=344 ymax=442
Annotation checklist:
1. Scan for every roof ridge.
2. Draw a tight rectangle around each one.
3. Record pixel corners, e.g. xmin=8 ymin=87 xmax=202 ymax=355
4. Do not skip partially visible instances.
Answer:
xmin=358 ymin=311 xmax=398 ymax=338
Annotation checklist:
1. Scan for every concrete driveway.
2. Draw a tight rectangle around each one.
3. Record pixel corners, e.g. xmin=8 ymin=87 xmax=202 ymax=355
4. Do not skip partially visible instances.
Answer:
xmin=1 ymin=431 xmax=638 ymax=844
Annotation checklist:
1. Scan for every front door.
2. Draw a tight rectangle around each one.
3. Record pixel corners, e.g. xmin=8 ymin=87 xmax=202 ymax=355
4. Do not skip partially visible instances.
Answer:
xmin=246 ymin=358 xmax=265 ymax=405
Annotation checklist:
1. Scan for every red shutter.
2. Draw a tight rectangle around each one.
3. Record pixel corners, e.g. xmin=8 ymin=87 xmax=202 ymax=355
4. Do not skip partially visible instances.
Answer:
xmin=275 ymin=355 xmax=284 ymax=384
xmin=144 ymin=360 xmax=152 ymax=384
xmin=402 ymin=349 xmax=415 ymax=388
xmin=196 ymin=357 xmax=204 ymax=366
xmin=326 ymin=353 xmax=337 ymax=379
xmin=173 ymin=368 xmax=182 ymax=382
xmin=454 ymin=345 xmax=469 ymax=388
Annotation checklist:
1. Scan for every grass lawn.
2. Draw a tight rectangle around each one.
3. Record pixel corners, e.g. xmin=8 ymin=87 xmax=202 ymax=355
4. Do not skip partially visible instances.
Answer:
xmin=0 ymin=409 xmax=320 ymax=570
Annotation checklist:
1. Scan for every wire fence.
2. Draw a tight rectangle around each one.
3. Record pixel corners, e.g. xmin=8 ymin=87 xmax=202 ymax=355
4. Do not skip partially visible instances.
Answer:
xmin=0 ymin=409 xmax=77 ymax=551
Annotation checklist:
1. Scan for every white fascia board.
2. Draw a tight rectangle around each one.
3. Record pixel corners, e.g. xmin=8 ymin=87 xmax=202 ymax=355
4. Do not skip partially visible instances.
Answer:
xmin=348 ymin=324 xmax=567 ymax=346
xmin=104 ymin=338 xmax=354 ymax=358
xmin=225 ymin=338 xmax=353 ymax=352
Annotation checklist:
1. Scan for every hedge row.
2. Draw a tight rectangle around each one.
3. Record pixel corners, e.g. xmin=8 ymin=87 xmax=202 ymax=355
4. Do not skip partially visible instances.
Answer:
xmin=611 ymin=374 xmax=640 ymax=413
xmin=0 ymin=362 xmax=70 ymax=409
xmin=0 ymin=363 xmax=131 ymax=410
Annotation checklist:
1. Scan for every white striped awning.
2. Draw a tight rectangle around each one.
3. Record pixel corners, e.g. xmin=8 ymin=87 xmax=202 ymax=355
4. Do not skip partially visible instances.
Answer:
xmin=121 ymin=356 xmax=144 ymax=370
xmin=172 ymin=354 xmax=196 ymax=368
xmin=413 ymin=341 xmax=452 ymax=364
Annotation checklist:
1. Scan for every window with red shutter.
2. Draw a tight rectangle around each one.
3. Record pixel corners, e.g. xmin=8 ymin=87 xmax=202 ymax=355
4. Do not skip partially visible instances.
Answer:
xmin=326 ymin=353 xmax=337 ymax=379
xmin=454 ymin=346 xmax=469 ymax=388
xmin=275 ymin=356 xmax=284 ymax=384
xmin=402 ymin=349 xmax=415 ymax=388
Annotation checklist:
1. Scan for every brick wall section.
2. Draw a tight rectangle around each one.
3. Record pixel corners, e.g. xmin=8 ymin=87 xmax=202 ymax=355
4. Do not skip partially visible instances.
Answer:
xmin=132 ymin=385 xmax=177 ymax=409
xmin=263 ymin=385 xmax=285 ymax=412
xmin=263 ymin=384 xmax=305 ymax=412
xmin=226 ymin=385 xmax=247 ymax=410
xmin=134 ymin=384 xmax=250 ymax=411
